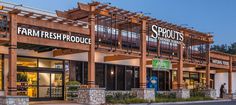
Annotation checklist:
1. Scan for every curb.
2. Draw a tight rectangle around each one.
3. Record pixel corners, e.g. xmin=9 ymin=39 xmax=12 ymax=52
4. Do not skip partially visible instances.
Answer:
xmin=128 ymin=99 xmax=232 ymax=105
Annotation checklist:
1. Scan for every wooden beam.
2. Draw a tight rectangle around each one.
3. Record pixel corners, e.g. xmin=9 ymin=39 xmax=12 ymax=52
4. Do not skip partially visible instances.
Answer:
xmin=16 ymin=15 xmax=89 ymax=35
xmin=104 ymin=55 xmax=138 ymax=62
xmin=53 ymin=49 xmax=86 ymax=57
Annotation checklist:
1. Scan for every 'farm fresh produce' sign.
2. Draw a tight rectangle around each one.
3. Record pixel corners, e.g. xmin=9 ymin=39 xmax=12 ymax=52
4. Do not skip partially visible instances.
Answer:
xmin=17 ymin=26 xmax=91 ymax=45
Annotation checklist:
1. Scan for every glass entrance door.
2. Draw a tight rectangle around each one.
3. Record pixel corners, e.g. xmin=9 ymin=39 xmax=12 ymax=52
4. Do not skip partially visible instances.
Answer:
xmin=38 ymin=73 xmax=51 ymax=98
xmin=38 ymin=72 xmax=63 ymax=99
xmin=17 ymin=71 xmax=64 ymax=100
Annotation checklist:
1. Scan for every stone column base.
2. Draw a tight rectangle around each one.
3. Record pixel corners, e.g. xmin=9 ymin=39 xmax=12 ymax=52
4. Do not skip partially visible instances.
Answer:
xmin=77 ymin=88 xmax=105 ymax=105
xmin=175 ymin=89 xmax=190 ymax=99
xmin=200 ymin=89 xmax=217 ymax=99
xmin=131 ymin=88 xmax=155 ymax=101
xmin=0 ymin=96 xmax=29 ymax=105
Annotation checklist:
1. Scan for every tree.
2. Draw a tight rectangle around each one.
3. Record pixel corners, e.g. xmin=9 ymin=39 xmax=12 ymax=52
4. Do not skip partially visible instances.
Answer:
xmin=211 ymin=42 xmax=236 ymax=55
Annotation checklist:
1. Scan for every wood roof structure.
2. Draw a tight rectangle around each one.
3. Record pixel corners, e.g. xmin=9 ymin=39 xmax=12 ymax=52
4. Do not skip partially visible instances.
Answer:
xmin=56 ymin=1 xmax=214 ymax=45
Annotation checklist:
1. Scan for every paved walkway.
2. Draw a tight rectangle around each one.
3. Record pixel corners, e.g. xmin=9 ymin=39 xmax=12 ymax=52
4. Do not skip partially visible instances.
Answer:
xmin=30 ymin=99 xmax=234 ymax=105
xmin=30 ymin=101 xmax=77 ymax=105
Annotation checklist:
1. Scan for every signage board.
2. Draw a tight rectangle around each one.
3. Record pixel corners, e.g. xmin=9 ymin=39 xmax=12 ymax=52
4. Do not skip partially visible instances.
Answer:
xmin=17 ymin=26 xmax=91 ymax=45
xmin=211 ymin=59 xmax=229 ymax=66
xmin=151 ymin=25 xmax=184 ymax=44
xmin=152 ymin=58 xmax=171 ymax=71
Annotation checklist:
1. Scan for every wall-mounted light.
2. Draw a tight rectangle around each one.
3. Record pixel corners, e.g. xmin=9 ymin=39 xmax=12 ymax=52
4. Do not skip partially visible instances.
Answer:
xmin=111 ymin=70 xmax=114 ymax=75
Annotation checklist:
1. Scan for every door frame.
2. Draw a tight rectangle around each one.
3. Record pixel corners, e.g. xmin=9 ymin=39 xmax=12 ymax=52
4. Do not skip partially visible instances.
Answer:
xmin=17 ymin=66 xmax=65 ymax=101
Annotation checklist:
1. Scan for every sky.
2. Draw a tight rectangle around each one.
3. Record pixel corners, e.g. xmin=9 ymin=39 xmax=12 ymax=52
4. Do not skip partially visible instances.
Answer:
xmin=4 ymin=0 xmax=236 ymax=45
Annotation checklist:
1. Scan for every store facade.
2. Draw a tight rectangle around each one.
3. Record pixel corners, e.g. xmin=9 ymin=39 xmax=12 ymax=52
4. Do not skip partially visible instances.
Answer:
xmin=0 ymin=1 xmax=235 ymax=104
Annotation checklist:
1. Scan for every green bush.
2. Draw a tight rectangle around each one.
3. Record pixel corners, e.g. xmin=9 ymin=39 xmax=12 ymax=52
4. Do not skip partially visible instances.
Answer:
xmin=66 ymin=81 xmax=80 ymax=85
xmin=106 ymin=93 xmax=147 ymax=104
xmin=66 ymin=81 xmax=80 ymax=91
xmin=155 ymin=96 xmax=213 ymax=103
xmin=156 ymin=92 xmax=176 ymax=98
xmin=190 ymin=90 xmax=205 ymax=97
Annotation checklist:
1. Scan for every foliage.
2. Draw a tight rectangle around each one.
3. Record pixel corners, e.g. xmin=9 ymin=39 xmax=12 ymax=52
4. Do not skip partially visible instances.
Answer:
xmin=66 ymin=81 xmax=80 ymax=91
xmin=155 ymin=92 xmax=176 ymax=98
xmin=66 ymin=81 xmax=80 ymax=86
xmin=17 ymin=73 xmax=27 ymax=82
xmin=211 ymin=42 xmax=236 ymax=54
xmin=155 ymin=96 xmax=213 ymax=103
xmin=106 ymin=93 xmax=148 ymax=104
xmin=190 ymin=89 xmax=205 ymax=97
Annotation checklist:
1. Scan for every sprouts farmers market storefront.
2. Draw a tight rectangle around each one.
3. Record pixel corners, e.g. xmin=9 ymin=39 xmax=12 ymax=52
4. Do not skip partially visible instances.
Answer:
xmin=0 ymin=1 xmax=235 ymax=104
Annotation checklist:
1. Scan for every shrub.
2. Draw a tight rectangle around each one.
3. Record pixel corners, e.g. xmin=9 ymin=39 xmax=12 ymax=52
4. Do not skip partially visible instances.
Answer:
xmin=190 ymin=90 xmax=205 ymax=97
xmin=66 ymin=81 xmax=80 ymax=91
xmin=106 ymin=93 xmax=147 ymax=104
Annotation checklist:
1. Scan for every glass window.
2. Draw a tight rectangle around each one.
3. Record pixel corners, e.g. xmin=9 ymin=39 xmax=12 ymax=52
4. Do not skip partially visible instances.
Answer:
xmin=17 ymin=57 xmax=37 ymax=67
xmin=107 ymin=64 xmax=115 ymax=90
xmin=51 ymin=73 xmax=63 ymax=98
xmin=95 ymin=63 xmax=105 ymax=88
xmin=75 ymin=62 xmax=83 ymax=83
xmin=184 ymin=72 xmax=190 ymax=78
xmin=0 ymin=55 xmax=3 ymax=90
xmin=38 ymin=59 xmax=63 ymax=69
xmin=117 ymin=65 xmax=125 ymax=90
xmin=17 ymin=72 xmax=37 ymax=98
xmin=134 ymin=67 xmax=139 ymax=88
xmin=125 ymin=66 xmax=133 ymax=90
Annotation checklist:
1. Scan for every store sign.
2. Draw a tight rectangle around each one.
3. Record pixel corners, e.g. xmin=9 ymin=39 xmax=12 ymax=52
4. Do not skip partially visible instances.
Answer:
xmin=152 ymin=58 xmax=171 ymax=71
xmin=211 ymin=59 xmax=229 ymax=66
xmin=151 ymin=25 xmax=184 ymax=44
xmin=17 ymin=27 xmax=91 ymax=44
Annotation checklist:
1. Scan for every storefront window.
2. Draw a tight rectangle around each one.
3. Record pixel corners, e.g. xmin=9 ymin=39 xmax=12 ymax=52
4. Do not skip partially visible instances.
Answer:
xmin=17 ymin=57 xmax=37 ymax=67
xmin=107 ymin=64 xmax=115 ymax=90
xmin=125 ymin=66 xmax=133 ymax=90
xmin=51 ymin=73 xmax=63 ymax=98
xmin=171 ymin=71 xmax=177 ymax=90
xmin=17 ymin=72 xmax=37 ymax=98
xmin=0 ymin=55 xmax=3 ymax=90
xmin=95 ymin=63 xmax=105 ymax=88
xmin=38 ymin=59 xmax=63 ymax=69
xmin=117 ymin=65 xmax=125 ymax=90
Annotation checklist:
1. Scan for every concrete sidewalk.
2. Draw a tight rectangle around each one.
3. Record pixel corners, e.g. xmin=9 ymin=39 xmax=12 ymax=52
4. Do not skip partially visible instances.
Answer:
xmin=29 ymin=99 xmax=232 ymax=105
xmin=130 ymin=99 xmax=232 ymax=105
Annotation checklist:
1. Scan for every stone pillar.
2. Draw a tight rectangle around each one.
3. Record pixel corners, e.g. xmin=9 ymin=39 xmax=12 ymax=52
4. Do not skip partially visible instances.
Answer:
xmin=175 ymin=43 xmax=190 ymax=99
xmin=0 ymin=96 xmax=29 ymax=105
xmin=77 ymin=88 xmax=105 ymax=105
xmin=175 ymin=89 xmax=190 ymax=99
xmin=131 ymin=88 xmax=155 ymax=101
xmin=88 ymin=6 xmax=96 ymax=88
xmin=228 ymin=56 xmax=233 ymax=95
xmin=200 ymin=89 xmax=217 ymax=99
xmin=131 ymin=19 xmax=155 ymax=101
xmin=206 ymin=44 xmax=211 ymax=89
xmin=8 ymin=13 xmax=17 ymax=96
xmin=77 ymin=4 xmax=105 ymax=105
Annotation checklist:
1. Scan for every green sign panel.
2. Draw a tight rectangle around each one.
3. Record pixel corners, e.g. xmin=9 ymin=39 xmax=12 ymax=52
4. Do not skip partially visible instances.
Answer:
xmin=152 ymin=59 xmax=171 ymax=71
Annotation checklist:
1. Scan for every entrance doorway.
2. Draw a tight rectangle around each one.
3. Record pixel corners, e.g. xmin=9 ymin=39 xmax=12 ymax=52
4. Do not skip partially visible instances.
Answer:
xmin=17 ymin=71 xmax=64 ymax=100
xmin=17 ymin=57 xmax=65 ymax=101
